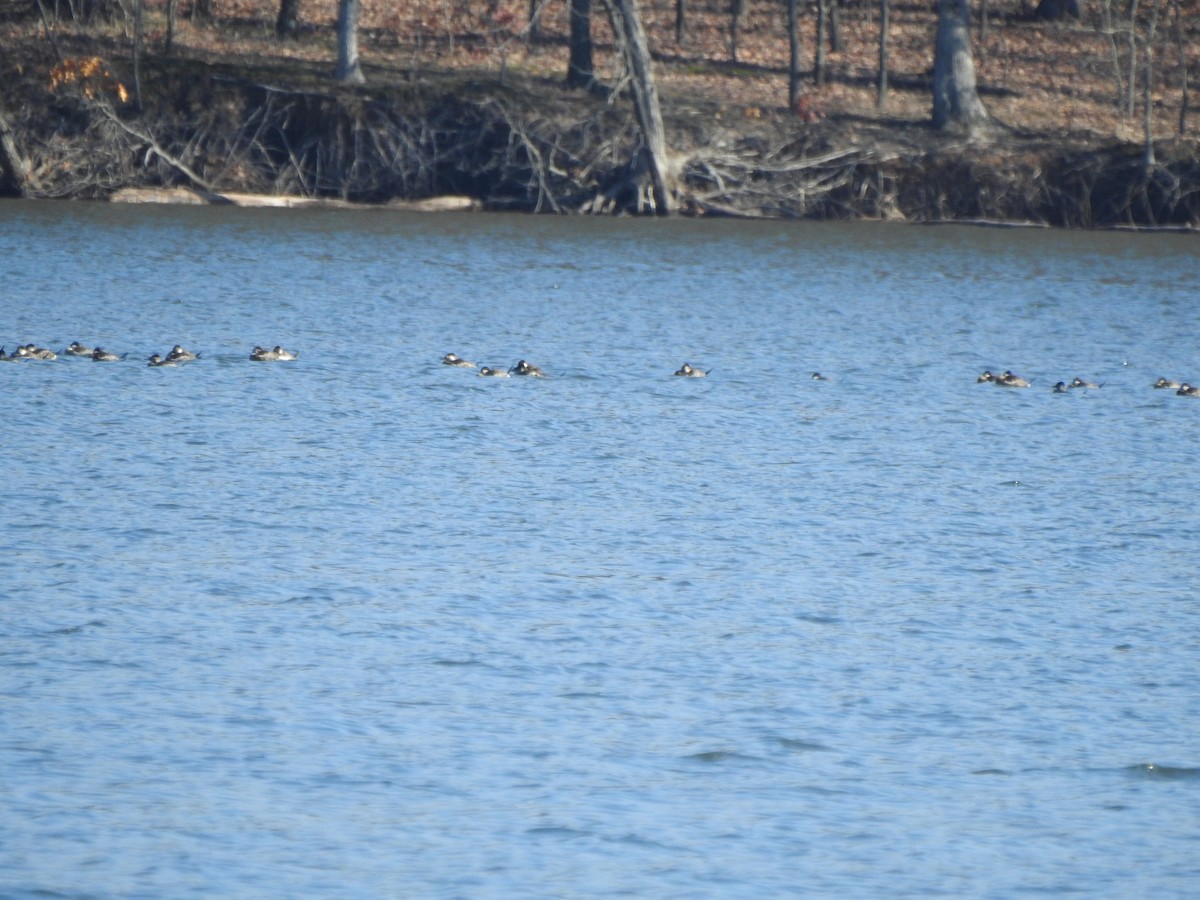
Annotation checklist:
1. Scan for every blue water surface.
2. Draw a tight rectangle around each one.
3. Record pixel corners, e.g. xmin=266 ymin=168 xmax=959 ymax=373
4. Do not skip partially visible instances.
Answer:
xmin=2 ymin=201 xmax=1199 ymax=897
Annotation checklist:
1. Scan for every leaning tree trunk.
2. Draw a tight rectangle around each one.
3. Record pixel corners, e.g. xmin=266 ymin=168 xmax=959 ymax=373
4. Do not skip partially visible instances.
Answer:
xmin=335 ymin=0 xmax=365 ymax=84
xmin=0 ymin=106 xmax=35 ymax=197
xmin=566 ymin=0 xmax=593 ymax=87
xmin=932 ymin=0 xmax=988 ymax=133
xmin=605 ymin=0 xmax=676 ymax=214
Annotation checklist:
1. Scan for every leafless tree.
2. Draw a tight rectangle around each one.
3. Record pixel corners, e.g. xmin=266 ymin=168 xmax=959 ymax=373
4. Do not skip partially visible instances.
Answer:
xmin=335 ymin=0 xmax=364 ymax=84
xmin=932 ymin=0 xmax=988 ymax=133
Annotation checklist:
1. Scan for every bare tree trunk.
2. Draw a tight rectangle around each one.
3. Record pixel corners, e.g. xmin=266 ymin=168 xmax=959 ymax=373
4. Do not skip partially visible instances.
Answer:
xmin=1099 ymin=0 xmax=1127 ymax=116
xmin=528 ymin=0 xmax=542 ymax=42
xmin=675 ymin=0 xmax=686 ymax=46
xmin=166 ymin=0 xmax=176 ymax=52
xmin=276 ymin=0 xmax=299 ymax=39
xmin=335 ymin=0 xmax=365 ymax=84
xmin=829 ymin=0 xmax=841 ymax=53
xmin=877 ymin=0 xmax=889 ymax=108
xmin=815 ymin=0 xmax=827 ymax=87
xmin=1126 ymin=0 xmax=1140 ymax=118
xmin=566 ymin=0 xmax=593 ymax=87
xmin=605 ymin=0 xmax=676 ymax=214
xmin=1172 ymin=0 xmax=1189 ymax=134
xmin=133 ymin=0 xmax=143 ymax=111
xmin=787 ymin=0 xmax=801 ymax=108
xmin=0 ymin=106 xmax=35 ymax=197
xmin=1143 ymin=0 xmax=1160 ymax=167
xmin=729 ymin=0 xmax=745 ymax=63
xmin=932 ymin=0 xmax=988 ymax=133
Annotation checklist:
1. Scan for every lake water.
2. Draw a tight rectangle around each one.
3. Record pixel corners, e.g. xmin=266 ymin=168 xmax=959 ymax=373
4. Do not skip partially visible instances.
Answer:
xmin=2 ymin=200 xmax=1198 ymax=897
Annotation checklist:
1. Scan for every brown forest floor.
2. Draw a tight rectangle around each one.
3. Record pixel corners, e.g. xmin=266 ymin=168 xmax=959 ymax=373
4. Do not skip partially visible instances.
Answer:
xmin=3 ymin=0 xmax=1197 ymax=142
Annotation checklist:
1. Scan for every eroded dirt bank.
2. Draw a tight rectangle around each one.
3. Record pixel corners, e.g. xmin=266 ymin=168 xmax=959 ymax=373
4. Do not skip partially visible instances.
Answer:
xmin=2 ymin=33 xmax=1198 ymax=227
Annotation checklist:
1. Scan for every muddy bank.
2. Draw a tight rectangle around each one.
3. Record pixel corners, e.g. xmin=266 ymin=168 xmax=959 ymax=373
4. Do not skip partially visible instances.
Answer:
xmin=2 ymin=40 xmax=1198 ymax=228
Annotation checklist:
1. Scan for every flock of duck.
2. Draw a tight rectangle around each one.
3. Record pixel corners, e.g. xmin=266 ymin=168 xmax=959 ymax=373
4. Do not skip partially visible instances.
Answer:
xmin=3 ymin=344 xmax=1195 ymax=395
xmin=978 ymin=369 xmax=1200 ymax=397
xmin=0 ymin=342 xmax=298 ymax=365
xmin=443 ymin=353 xmax=712 ymax=378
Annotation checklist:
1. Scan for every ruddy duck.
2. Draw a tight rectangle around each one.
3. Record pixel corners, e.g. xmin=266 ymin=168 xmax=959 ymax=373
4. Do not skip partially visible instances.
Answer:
xmin=147 ymin=353 xmax=177 ymax=367
xmin=478 ymin=366 xmax=509 ymax=377
xmin=977 ymin=371 xmax=996 ymax=383
xmin=1177 ymin=383 xmax=1200 ymax=397
xmin=510 ymin=359 xmax=545 ymax=377
xmin=675 ymin=362 xmax=708 ymax=377
xmin=1154 ymin=377 xmax=1181 ymax=390
xmin=91 ymin=347 xmax=125 ymax=361
xmin=166 ymin=345 xmax=199 ymax=362
xmin=811 ymin=372 xmax=829 ymax=381
xmin=65 ymin=341 xmax=94 ymax=356
xmin=0 ymin=347 xmax=17 ymax=362
xmin=996 ymin=370 xmax=1030 ymax=388
xmin=1052 ymin=382 xmax=1069 ymax=393
xmin=442 ymin=353 xmax=476 ymax=368
xmin=1069 ymin=377 xmax=1101 ymax=389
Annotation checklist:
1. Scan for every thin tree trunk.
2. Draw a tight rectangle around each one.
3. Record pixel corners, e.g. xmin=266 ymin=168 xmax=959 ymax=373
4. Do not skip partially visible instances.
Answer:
xmin=815 ymin=0 xmax=827 ymax=86
xmin=335 ymin=0 xmax=365 ymax=83
xmin=1172 ymin=0 xmax=1188 ymax=134
xmin=675 ymin=0 xmax=686 ymax=46
xmin=1126 ymin=0 xmax=1140 ymax=118
xmin=1100 ymin=0 xmax=1127 ymax=116
xmin=566 ymin=0 xmax=593 ymax=87
xmin=829 ymin=0 xmax=841 ymax=53
xmin=787 ymin=0 xmax=801 ymax=108
xmin=932 ymin=0 xmax=988 ymax=132
xmin=877 ymin=0 xmax=889 ymax=108
xmin=166 ymin=0 xmax=175 ymax=52
xmin=34 ymin=0 xmax=64 ymax=62
xmin=133 ymin=0 xmax=143 ymax=111
xmin=1143 ymin=0 xmax=1160 ymax=167
xmin=729 ymin=0 xmax=745 ymax=63
xmin=605 ymin=0 xmax=676 ymax=214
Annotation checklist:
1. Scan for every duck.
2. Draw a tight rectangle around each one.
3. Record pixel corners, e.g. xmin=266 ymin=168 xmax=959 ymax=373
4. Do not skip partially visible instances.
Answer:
xmin=1154 ymin=377 xmax=1182 ymax=389
xmin=977 ymin=370 xmax=997 ymax=383
xmin=996 ymin=370 xmax=1030 ymax=388
xmin=0 ymin=347 xmax=18 ymax=362
xmin=442 ymin=353 xmax=476 ymax=368
xmin=675 ymin=362 xmax=709 ymax=377
xmin=478 ymin=366 xmax=509 ymax=377
xmin=166 ymin=345 xmax=199 ymax=362
xmin=65 ymin=341 xmax=94 ymax=356
xmin=1177 ymin=384 xmax=1200 ymax=397
xmin=1052 ymin=382 xmax=1069 ymax=393
xmin=24 ymin=344 xmax=57 ymax=360
xmin=147 ymin=353 xmax=177 ymax=367
xmin=510 ymin=359 xmax=545 ymax=377
xmin=811 ymin=372 xmax=829 ymax=381
xmin=91 ymin=347 xmax=126 ymax=361
xmin=1069 ymin=377 xmax=1101 ymax=389
xmin=250 ymin=345 xmax=298 ymax=361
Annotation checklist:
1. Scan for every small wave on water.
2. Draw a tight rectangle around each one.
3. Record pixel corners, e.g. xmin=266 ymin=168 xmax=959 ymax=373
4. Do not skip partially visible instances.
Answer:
xmin=1126 ymin=763 xmax=1200 ymax=780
